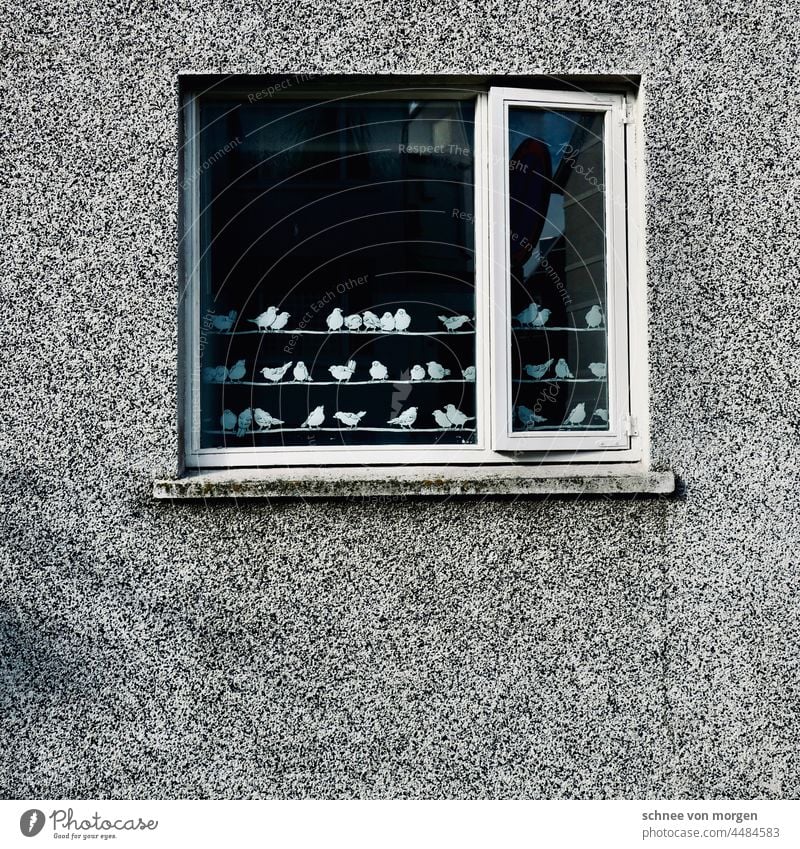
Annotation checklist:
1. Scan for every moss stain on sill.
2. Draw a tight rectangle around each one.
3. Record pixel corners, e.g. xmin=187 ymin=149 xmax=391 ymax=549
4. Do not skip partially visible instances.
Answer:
xmin=154 ymin=468 xmax=674 ymax=500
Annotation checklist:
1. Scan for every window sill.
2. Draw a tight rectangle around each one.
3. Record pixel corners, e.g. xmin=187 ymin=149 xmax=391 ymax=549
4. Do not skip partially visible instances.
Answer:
xmin=153 ymin=465 xmax=674 ymax=500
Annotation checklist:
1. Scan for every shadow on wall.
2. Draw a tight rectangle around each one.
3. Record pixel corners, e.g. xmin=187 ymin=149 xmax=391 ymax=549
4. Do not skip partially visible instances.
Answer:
xmin=0 ymin=465 xmax=151 ymax=798
xmin=0 ymin=462 xmax=677 ymax=798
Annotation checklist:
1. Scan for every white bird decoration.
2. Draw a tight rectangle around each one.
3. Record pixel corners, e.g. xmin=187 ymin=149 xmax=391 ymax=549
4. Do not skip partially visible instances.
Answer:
xmin=211 ymin=310 xmax=237 ymax=332
xmin=204 ymin=366 xmax=228 ymax=383
xmin=513 ymin=302 xmax=540 ymax=327
xmin=369 ymin=361 xmax=388 ymax=381
xmin=253 ymin=408 xmax=284 ymax=430
xmin=524 ymin=359 xmax=553 ymax=379
xmin=301 ymin=405 xmax=325 ymax=429
xmin=387 ymin=407 xmax=418 ymax=429
xmin=410 ymin=364 xmax=426 ymax=381
xmin=445 ymin=404 xmax=475 ymax=429
xmin=293 ymin=361 xmax=312 ymax=382
xmin=438 ymin=314 xmax=473 ymax=332
xmin=270 ymin=311 xmax=290 ymax=331
xmin=260 ymin=362 xmax=293 ymax=383
xmin=344 ymin=314 xmax=362 ymax=331
xmin=593 ymin=408 xmax=609 ymax=423
xmin=220 ymin=409 xmax=237 ymax=431
xmin=363 ymin=310 xmax=381 ymax=330
xmin=328 ymin=360 xmax=356 ymax=382
xmin=564 ymin=402 xmax=587 ymax=426
xmin=236 ymin=408 xmax=253 ymax=437
xmin=426 ymin=361 xmax=451 ymax=380
xmin=227 ymin=359 xmax=246 ymax=382
xmin=532 ymin=308 xmax=551 ymax=327
xmin=333 ymin=410 xmax=367 ymax=429
xmin=585 ymin=305 xmax=604 ymax=328
xmin=394 ymin=308 xmax=411 ymax=332
xmin=326 ymin=308 xmax=344 ymax=331
xmin=379 ymin=311 xmax=396 ymax=332
xmin=432 ymin=409 xmax=453 ymax=429
xmin=588 ymin=362 xmax=607 ymax=378
xmin=517 ymin=405 xmax=547 ymax=428
xmin=462 ymin=366 xmax=476 ymax=382
xmin=555 ymin=358 xmax=574 ymax=379
xmin=248 ymin=307 xmax=276 ymax=331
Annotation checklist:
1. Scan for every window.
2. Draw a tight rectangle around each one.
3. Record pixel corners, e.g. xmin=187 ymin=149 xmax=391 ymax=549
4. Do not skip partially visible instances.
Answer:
xmin=181 ymin=78 xmax=645 ymax=469
xmin=489 ymin=88 xmax=631 ymax=452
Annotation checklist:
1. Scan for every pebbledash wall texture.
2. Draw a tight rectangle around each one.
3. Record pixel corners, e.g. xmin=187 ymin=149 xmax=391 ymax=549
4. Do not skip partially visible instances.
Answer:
xmin=1 ymin=0 xmax=798 ymax=799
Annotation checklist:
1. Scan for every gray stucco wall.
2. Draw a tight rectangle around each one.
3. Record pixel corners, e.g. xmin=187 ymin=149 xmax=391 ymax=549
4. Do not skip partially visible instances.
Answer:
xmin=2 ymin=1 xmax=798 ymax=798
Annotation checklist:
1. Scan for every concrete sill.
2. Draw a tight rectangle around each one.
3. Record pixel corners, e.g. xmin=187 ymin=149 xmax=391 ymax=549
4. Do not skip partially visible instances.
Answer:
xmin=153 ymin=465 xmax=675 ymax=500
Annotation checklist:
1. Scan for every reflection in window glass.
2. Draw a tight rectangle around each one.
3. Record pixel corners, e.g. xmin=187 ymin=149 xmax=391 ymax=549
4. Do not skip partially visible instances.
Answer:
xmin=196 ymin=96 xmax=477 ymax=448
xmin=507 ymin=107 xmax=609 ymax=433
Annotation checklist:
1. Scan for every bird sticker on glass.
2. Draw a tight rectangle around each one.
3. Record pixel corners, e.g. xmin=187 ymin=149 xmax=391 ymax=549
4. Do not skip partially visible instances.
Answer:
xmin=507 ymin=105 xmax=609 ymax=432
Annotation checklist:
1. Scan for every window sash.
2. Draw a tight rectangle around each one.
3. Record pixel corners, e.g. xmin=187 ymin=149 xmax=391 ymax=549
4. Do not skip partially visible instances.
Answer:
xmin=181 ymin=84 xmax=638 ymax=469
xmin=489 ymin=87 xmax=631 ymax=452
xmin=182 ymin=89 xmax=494 ymax=468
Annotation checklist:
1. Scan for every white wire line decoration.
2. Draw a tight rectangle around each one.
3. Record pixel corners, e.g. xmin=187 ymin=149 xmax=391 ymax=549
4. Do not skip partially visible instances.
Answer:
xmin=214 ymin=406 xmax=478 ymax=434
xmin=203 ymin=361 xmax=478 ymax=385
xmin=206 ymin=427 xmax=478 ymax=434
xmin=204 ymin=378 xmax=601 ymax=386
xmin=209 ymin=329 xmax=475 ymax=336
xmin=209 ymin=411 xmax=606 ymax=435
xmin=208 ymin=379 xmax=472 ymax=386
xmin=513 ymin=378 xmax=607 ymax=384
xmin=510 ymin=424 xmax=608 ymax=431
xmin=511 ymin=326 xmax=604 ymax=332
xmin=207 ymin=308 xmax=475 ymax=335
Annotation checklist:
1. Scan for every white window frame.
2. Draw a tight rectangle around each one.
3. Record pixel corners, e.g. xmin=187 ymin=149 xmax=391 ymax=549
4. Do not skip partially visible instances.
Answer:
xmin=181 ymin=83 xmax=647 ymax=470
xmin=489 ymin=87 xmax=630 ymax=451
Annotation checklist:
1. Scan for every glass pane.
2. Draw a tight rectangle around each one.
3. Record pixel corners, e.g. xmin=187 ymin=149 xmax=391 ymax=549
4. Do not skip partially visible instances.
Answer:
xmin=506 ymin=106 xmax=609 ymax=433
xmin=195 ymin=95 xmax=477 ymax=448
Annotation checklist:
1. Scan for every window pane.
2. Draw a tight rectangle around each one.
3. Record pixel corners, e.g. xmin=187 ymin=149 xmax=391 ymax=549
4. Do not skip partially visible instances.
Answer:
xmin=195 ymin=95 xmax=477 ymax=449
xmin=506 ymin=107 xmax=609 ymax=433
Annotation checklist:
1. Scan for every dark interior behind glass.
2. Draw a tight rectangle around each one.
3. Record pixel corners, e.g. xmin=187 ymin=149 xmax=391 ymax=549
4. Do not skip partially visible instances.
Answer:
xmin=196 ymin=94 xmax=477 ymax=448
